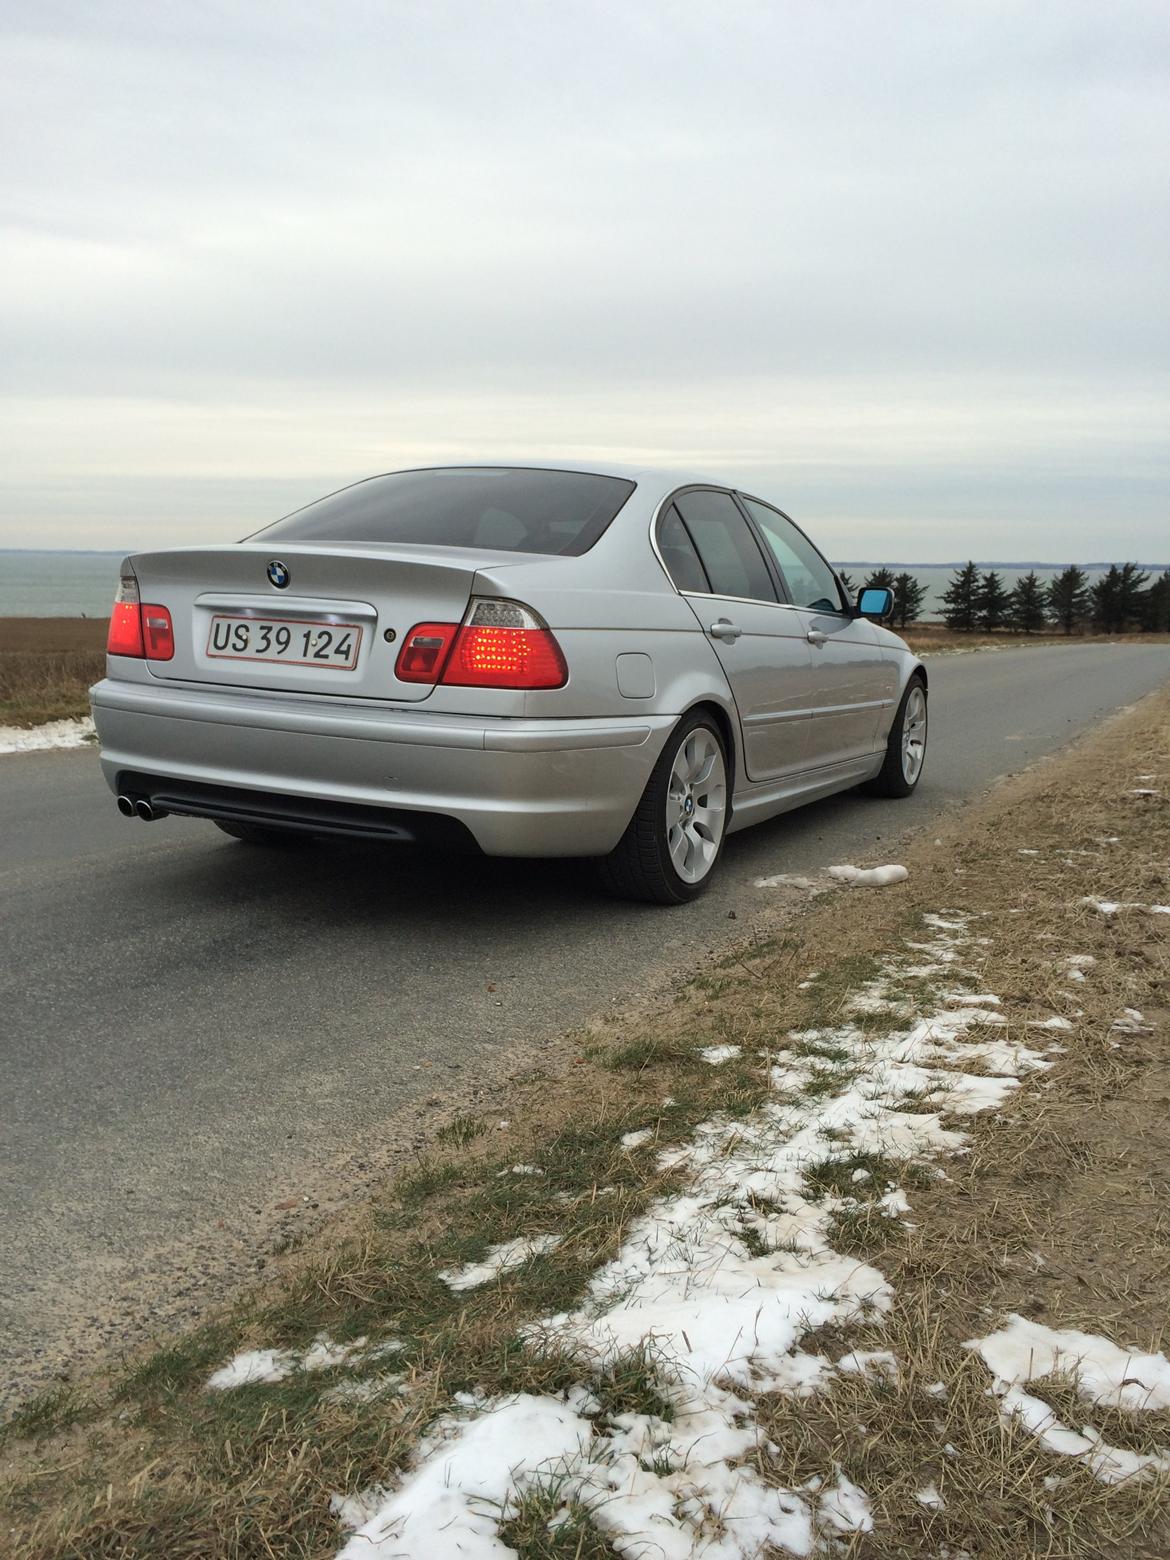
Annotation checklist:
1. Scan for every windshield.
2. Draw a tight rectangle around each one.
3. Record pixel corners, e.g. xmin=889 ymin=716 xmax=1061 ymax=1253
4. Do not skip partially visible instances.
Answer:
xmin=250 ymin=467 xmax=636 ymax=556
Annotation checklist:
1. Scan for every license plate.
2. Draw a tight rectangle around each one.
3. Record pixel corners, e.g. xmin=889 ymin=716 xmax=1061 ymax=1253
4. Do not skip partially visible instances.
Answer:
xmin=206 ymin=615 xmax=362 ymax=669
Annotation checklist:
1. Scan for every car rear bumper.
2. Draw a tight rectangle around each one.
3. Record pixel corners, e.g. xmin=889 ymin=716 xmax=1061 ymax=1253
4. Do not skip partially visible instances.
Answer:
xmin=90 ymin=677 xmax=674 ymax=856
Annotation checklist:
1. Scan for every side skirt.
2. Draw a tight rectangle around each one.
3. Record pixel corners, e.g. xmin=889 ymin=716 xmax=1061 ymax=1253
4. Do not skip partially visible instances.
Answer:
xmin=726 ymin=754 xmax=882 ymax=836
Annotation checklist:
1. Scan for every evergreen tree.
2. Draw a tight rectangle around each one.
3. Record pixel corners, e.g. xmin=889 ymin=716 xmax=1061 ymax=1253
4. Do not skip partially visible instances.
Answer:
xmin=1138 ymin=570 xmax=1170 ymax=632
xmin=862 ymin=567 xmax=896 ymax=591
xmin=1046 ymin=566 xmax=1089 ymax=635
xmin=975 ymin=570 xmax=1010 ymax=631
xmin=941 ymin=561 xmax=979 ymax=631
xmin=1008 ymin=571 xmax=1048 ymax=634
xmin=1091 ymin=563 xmax=1149 ymax=633
xmin=837 ymin=570 xmax=857 ymax=597
xmin=891 ymin=571 xmax=926 ymax=629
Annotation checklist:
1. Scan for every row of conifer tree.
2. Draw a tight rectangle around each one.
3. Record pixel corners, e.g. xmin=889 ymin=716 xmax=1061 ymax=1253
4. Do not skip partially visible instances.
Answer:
xmin=836 ymin=563 xmax=1170 ymax=633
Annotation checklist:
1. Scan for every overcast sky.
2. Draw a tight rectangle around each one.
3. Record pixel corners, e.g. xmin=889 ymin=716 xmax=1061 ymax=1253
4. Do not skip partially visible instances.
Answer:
xmin=2 ymin=0 xmax=1167 ymax=560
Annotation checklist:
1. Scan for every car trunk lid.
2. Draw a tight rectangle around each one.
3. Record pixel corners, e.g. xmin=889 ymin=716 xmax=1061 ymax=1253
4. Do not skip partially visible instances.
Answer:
xmin=128 ymin=543 xmax=489 ymax=703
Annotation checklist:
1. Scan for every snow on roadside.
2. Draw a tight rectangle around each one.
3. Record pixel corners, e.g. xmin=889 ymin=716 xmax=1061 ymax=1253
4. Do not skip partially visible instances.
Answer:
xmin=334 ymin=910 xmax=1077 ymax=1559
xmin=699 ymin=1043 xmax=741 ymax=1064
xmin=333 ymin=1394 xmax=594 ymax=1552
xmin=967 ymin=1315 xmax=1170 ymax=1484
xmin=207 ymin=1334 xmax=401 ymax=1389
xmin=439 ymin=1235 xmax=561 ymax=1293
xmin=755 ymin=865 xmax=908 ymax=890
xmin=828 ymin=863 xmax=909 ymax=887
xmin=0 ymin=717 xmax=95 ymax=754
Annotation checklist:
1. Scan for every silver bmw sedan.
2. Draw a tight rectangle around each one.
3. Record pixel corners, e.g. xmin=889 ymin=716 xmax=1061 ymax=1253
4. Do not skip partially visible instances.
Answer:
xmin=91 ymin=464 xmax=927 ymax=903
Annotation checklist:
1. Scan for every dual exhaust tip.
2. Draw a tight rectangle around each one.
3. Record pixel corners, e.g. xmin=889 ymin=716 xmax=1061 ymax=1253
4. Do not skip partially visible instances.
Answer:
xmin=116 ymin=794 xmax=165 ymax=822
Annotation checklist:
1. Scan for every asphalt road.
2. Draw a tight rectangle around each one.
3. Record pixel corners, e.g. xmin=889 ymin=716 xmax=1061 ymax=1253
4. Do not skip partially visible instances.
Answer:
xmin=3 ymin=642 xmax=1168 ymax=1399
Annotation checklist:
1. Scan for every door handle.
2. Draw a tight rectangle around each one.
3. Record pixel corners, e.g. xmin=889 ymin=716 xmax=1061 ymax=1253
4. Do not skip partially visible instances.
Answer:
xmin=709 ymin=619 xmax=742 ymax=642
xmin=806 ymin=629 xmax=827 ymax=646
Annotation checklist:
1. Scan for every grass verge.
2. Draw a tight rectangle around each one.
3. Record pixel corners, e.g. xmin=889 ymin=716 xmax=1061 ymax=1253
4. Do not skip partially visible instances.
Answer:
xmin=0 ymin=618 xmax=105 ymax=726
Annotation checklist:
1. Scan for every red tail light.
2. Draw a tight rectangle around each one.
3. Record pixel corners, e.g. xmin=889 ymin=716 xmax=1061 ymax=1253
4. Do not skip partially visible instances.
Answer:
xmin=395 ymin=622 xmax=460 ymax=683
xmin=142 ymin=605 xmax=175 ymax=661
xmin=395 ymin=600 xmax=567 ymax=689
xmin=107 ymin=574 xmax=144 ymax=657
xmin=106 ymin=574 xmax=174 ymax=660
xmin=444 ymin=624 xmax=566 ymax=688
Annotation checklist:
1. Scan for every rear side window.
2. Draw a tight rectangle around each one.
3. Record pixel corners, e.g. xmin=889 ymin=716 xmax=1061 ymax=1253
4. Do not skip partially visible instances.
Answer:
xmin=742 ymin=498 xmax=846 ymax=614
xmin=672 ymin=490 xmax=777 ymax=602
xmin=656 ymin=505 xmax=710 ymax=593
xmin=250 ymin=468 xmax=636 ymax=556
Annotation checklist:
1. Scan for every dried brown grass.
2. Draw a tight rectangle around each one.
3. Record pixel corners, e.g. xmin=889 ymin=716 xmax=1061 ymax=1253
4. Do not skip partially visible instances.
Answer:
xmin=901 ymin=622 xmax=1170 ymax=654
xmin=0 ymin=619 xmax=106 ymax=725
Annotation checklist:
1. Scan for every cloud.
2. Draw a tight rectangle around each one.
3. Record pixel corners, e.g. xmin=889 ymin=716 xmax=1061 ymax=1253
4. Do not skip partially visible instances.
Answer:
xmin=1 ymin=0 xmax=1167 ymax=554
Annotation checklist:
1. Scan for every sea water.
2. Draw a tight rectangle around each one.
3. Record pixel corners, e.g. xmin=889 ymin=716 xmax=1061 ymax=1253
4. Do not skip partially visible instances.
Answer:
xmin=0 ymin=552 xmax=124 ymax=617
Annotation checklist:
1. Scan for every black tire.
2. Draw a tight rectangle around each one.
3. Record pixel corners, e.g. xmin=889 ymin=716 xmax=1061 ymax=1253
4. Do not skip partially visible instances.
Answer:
xmin=213 ymin=820 xmax=308 ymax=847
xmin=598 ymin=710 xmax=729 ymax=905
xmin=863 ymin=674 xmax=928 ymax=798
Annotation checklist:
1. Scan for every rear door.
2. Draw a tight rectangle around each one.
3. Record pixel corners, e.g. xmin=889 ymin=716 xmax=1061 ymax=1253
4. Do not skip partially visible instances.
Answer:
xmin=738 ymin=497 xmax=896 ymax=767
xmin=661 ymin=490 xmax=812 ymax=782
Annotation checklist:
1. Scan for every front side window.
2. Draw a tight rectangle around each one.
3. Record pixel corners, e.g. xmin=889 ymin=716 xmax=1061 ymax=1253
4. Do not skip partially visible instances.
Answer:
xmin=672 ymin=490 xmax=777 ymax=602
xmin=742 ymin=499 xmax=845 ymax=613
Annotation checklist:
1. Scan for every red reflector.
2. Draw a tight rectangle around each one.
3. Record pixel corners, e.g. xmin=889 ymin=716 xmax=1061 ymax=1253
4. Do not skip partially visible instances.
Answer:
xmin=107 ymin=600 xmax=144 ymax=657
xmin=142 ymin=604 xmax=175 ymax=661
xmin=395 ymin=622 xmax=459 ymax=683
xmin=442 ymin=625 xmax=567 ymax=689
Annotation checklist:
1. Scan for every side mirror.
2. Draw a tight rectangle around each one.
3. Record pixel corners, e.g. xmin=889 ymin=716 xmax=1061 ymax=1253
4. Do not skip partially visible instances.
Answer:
xmin=857 ymin=586 xmax=894 ymax=620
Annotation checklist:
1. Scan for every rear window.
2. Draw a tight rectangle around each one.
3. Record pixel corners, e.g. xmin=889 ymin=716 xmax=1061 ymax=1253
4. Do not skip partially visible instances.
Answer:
xmin=250 ymin=468 xmax=636 ymax=556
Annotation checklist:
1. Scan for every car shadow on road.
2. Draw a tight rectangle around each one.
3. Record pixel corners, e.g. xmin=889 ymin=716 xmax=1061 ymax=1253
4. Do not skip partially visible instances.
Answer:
xmin=119 ymin=780 xmax=908 ymax=941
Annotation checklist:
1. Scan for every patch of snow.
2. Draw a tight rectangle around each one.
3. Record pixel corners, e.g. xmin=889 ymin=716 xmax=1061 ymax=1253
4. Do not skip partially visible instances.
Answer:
xmin=440 ymin=1235 xmax=561 ymax=1293
xmin=1028 ymin=1016 xmax=1073 ymax=1031
xmin=336 ymin=1394 xmax=593 ymax=1555
xmin=1112 ymin=1009 xmax=1150 ymax=1035
xmin=916 ymin=1481 xmax=946 ymax=1509
xmin=1130 ymin=788 xmax=1160 ymax=796
xmin=324 ymin=1373 xmax=405 ymax=1404
xmin=0 ymin=717 xmax=95 ymax=754
xmin=207 ymin=1333 xmax=376 ymax=1389
xmin=1017 ymin=848 xmax=1040 ymax=856
xmin=837 ymin=1349 xmax=900 ymax=1382
xmin=967 ymin=1314 xmax=1170 ymax=1484
xmin=755 ymin=872 xmax=822 ymax=890
xmin=620 ymin=1128 xmax=654 ymax=1150
xmin=817 ymin=1472 xmax=874 ymax=1533
xmin=699 ymin=1043 xmax=741 ymax=1065
xmin=828 ymin=863 xmax=909 ymax=887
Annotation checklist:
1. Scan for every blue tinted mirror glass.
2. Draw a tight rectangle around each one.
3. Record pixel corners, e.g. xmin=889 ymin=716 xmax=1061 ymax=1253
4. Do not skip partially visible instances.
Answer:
xmin=858 ymin=587 xmax=893 ymax=617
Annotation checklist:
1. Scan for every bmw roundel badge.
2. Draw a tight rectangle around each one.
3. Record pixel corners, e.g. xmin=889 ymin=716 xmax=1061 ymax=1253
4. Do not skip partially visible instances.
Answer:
xmin=267 ymin=559 xmax=290 ymax=589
